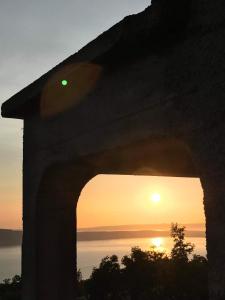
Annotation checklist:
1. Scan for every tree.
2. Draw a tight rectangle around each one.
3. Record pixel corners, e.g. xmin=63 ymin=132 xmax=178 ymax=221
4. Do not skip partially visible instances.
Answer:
xmin=0 ymin=275 xmax=21 ymax=300
xmin=86 ymin=255 xmax=122 ymax=300
xmin=80 ymin=223 xmax=209 ymax=300
xmin=121 ymin=247 xmax=168 ymax=300
xmin=170 ymin=223 xmax=194 ymax=263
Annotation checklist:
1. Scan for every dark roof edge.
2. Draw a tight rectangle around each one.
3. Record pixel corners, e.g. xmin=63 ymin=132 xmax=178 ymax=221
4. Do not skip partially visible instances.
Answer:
xmin=1 ymin=5 xmax=153 ymax=119
xmin=2 ymin=0 xmax=193 ymax=119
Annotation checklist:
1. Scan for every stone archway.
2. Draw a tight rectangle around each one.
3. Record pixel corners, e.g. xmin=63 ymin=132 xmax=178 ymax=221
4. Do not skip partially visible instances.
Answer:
xmin=14 ymin=124 xmax=225 ymax=300
xmin=21 ymin=134 xmax=224 ymax=300
xmin=2 ymin=1 xmax=225 ymax=299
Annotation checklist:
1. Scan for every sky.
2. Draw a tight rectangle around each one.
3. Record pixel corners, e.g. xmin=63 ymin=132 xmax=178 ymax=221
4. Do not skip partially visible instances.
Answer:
xmin=0 ymin=0 xmax=205 ymax=230
xmin=78 ymin=175 xmax=204 ymax=228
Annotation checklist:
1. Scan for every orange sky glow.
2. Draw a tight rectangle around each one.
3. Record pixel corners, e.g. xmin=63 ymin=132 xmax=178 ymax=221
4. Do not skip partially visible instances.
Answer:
xmin=77 ymin=175 xmax=205 ymax=229
xmin=0 ymin=174 xmax=205 ymax=230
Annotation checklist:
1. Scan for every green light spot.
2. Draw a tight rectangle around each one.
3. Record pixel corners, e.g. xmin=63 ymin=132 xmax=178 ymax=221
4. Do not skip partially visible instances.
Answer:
xmin=61 ymin=80 xmax=68 ymax=86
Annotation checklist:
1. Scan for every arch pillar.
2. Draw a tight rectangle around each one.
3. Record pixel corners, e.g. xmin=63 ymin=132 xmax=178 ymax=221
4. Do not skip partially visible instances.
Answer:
xmin=23 ymin=160 xmax=94 ymax=300
xmin=201 ymin=174 xmax=225 ymax=300
xmin=193 ymin=125 xmax=225 ymax=300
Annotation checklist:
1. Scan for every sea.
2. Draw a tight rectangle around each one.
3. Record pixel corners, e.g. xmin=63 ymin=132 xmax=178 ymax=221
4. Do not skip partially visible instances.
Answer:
xmin=0 ymin=236 xmax=206 ymax=282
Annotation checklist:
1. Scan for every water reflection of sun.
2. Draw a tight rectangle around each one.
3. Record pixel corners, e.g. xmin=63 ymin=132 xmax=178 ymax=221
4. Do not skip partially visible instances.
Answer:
xmin=150 ymin=237 xmax=165 ymax=252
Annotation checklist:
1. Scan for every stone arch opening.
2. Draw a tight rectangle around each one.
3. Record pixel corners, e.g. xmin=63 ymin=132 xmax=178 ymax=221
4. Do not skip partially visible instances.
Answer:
xmin=26 ymin=135 xmax=222 ymax=300
xmin=77 ymin=174 xmax=205 ymax=280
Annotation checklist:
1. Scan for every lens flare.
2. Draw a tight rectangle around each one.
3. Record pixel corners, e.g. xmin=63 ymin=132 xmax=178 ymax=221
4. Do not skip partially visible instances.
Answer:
xmin=41 ymin=63 xmax=102 ymax=118
xmin=61 ymin=79 xmax=68 ymax=86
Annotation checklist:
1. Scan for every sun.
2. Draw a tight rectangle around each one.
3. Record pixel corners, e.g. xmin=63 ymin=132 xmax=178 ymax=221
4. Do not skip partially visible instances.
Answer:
xmin=151 ymin=193 xmax=161 ymax=203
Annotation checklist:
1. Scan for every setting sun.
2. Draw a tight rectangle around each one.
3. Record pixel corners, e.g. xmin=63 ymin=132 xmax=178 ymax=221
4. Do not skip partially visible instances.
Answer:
xmin=151 ymin=193 xmax=161 ymax=203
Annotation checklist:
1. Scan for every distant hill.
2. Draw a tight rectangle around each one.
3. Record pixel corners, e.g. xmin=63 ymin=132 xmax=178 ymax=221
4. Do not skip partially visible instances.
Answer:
xmin=0 ymin=224 xmax=205 ymax=246
xmin=78 ymin=223 xmax=205 ymax=232
xmin=77 ymin=230 xmax=205 ymax=241
xmin=0 ymin=229 xmax=22 ymax=247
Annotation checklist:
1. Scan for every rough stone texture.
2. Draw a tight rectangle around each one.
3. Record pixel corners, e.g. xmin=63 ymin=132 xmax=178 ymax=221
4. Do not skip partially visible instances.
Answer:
xmin=2 ymin=1 xmax=225 ymax=299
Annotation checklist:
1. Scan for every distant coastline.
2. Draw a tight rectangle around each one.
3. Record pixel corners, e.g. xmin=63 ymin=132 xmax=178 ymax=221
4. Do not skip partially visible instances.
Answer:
xmin=0 ymin=224 xmax=205 ymax=246
xmin=78 ymin=223 xmax=205 ymax=232
xmin=77 ymin=230 xmax=205 ymax=241
xmin=0 ymin=229 xmax=22 ymax=247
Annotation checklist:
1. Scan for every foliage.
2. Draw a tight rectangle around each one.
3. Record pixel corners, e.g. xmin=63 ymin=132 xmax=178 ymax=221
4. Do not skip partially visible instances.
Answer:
xmin=120 ymin=246 xmax=169 ymax=300
xmin=0 ymin=275 xmax=21 ymax=300
xmin=1 ymin=224 xmax=209 ymax=300
xmin=84 ymin=255 xmax=122 ymax=299
xmin=170 ymin=223 xmax=194 ymax=263
xmin=84 ymin=223 xmax=209 ymax=300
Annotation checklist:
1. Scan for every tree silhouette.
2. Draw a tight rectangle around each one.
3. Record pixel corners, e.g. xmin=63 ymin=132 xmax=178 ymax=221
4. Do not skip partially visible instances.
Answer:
xmin=171 ymin=223 xmax=194 ymax=263
xmin=85 ymin=255 xmax=122 ymax=300
xmin=85 ymin=223 xmax=208 ymax=300
xmin=1 ymin=224 xmax=209 ymax=300
xmin=0 ymin=275 xmax=21 ymax=300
